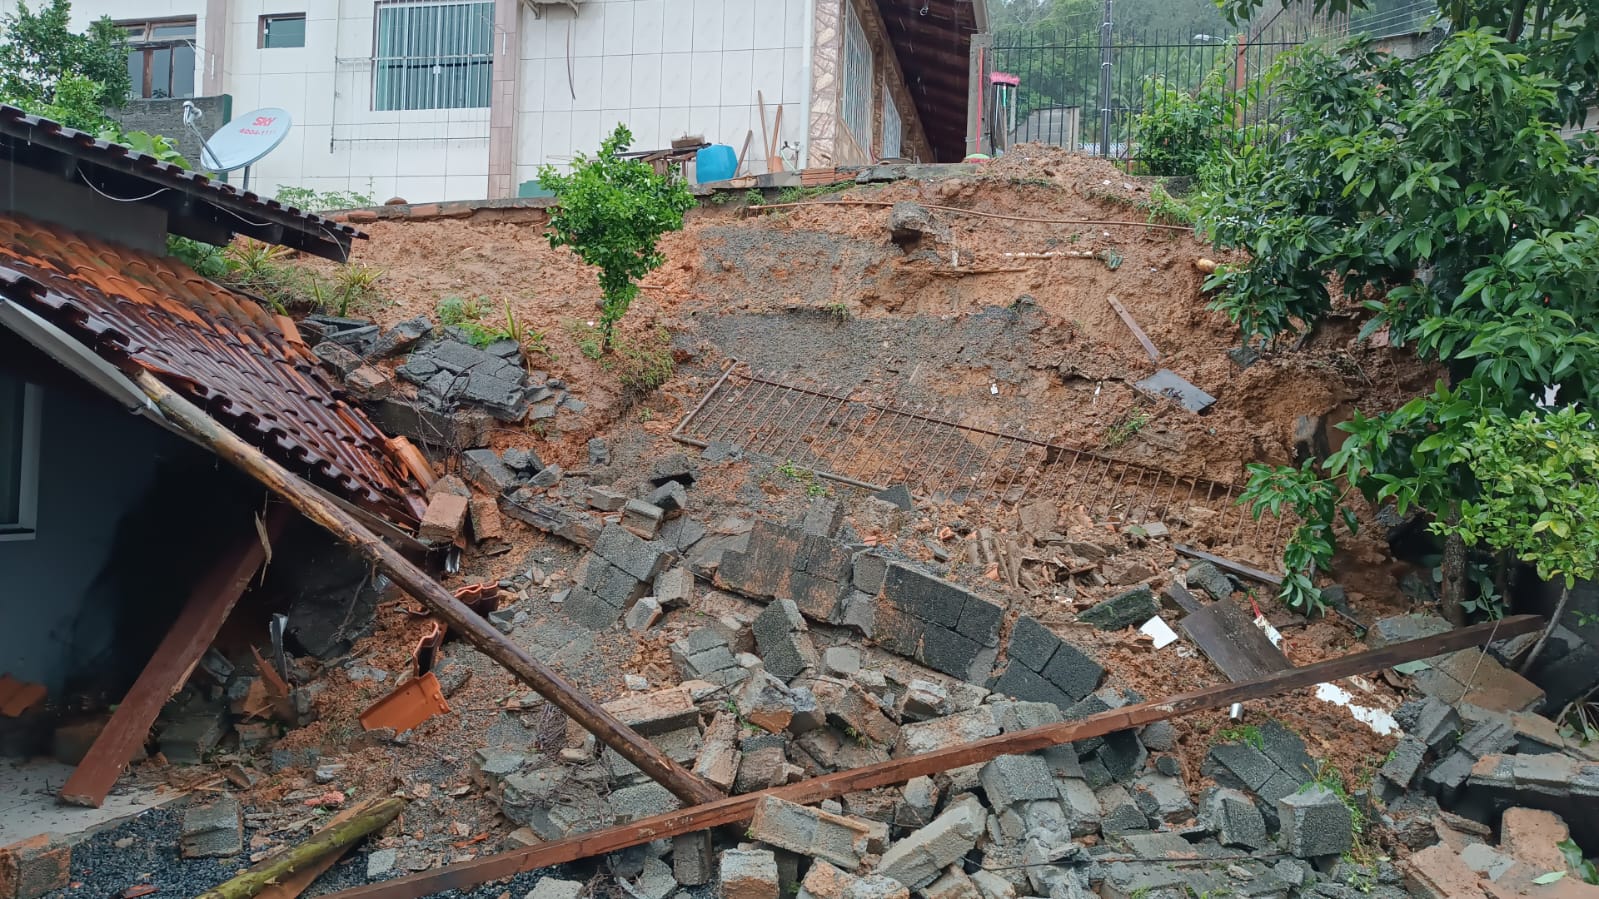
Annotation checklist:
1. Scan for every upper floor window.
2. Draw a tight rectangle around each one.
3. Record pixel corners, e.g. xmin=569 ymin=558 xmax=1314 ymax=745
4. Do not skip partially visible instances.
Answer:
xmin=0 ymin=374 xmax=41 ymax=542
xmin=260 ymin=14 xmax=307 ymax=49
xmin=123 ymin=19 xmax=196 ymax=99
xmin=842 ymin=1 xmax=873 ymax=149
xmin=373 ymin=1 xmax=493 ymax=111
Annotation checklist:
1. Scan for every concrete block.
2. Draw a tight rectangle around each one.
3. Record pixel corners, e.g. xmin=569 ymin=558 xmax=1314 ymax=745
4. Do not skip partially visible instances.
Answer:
xmin=1096 ymin=729 xmax=1148 ymax=782
xmin=586 ymin=486 xmax=628 ymax=511
xmin=896 ymin=707 xmax=1001 ymax=757
xmin=749 ymin=795 xmax=873 ymax=868
xmin=736 ymin=744 xmax=791 ymax=793
xmin=1140 ymin=720 xmax=1177 ymax=752
xmin=1206 ymin=788 xmax=1268 ymax=850
xmin=654 ymin=566 xmax=694 ymax=608
xmin=601 ymin=686 xmax=699 ymax=735
xmin=158 ymin=711 xmax=226 ymax=765
xmin=739 ymin=672 xmax=798 ymax=734
xmin=648 ymin=481 xmax=688 ymax=515
xmin=1097 ymin=783 xmax=1150 ymax=835
xmin=987 ymin=664 xmax=1075 ymax=709
xmin=721 ymin=849 xmax=780 ymax=899
xmin=921 ymin=869 xmax=981 ymax=899
xmin=823 ymin=645 xmax=862 ymax=677
xmin=1378 ymin=735 xmax=1428 ymax=790
xmin=900 ymin=680 xmax=952 ymax=721
xmin=181 ymin=798 xmax=244 ymax=859
xmin=418 ymin=492 xmax=470 ymax=542
xmin=366 ymin=848 xmax=398 ymax=879
xmin=882 ymin=563 xmax=968 ymax=627
xmin=622 ymin=499 xmax=665 ymax=539
xmin=594 ymin=523 xmax=671 ymax=582
xmin=803 ymin=497 xmax=845 ymax=537
xmin=810 ymin=678 xmax=901 ymax=746
xmin=0 ymin=835 xmax=70 ymax=899
xmin=1394 ymin=695 xmax=1463 ymax=753
xmin=1257 ymin=719 xmax=1317 ymax=782
xmin=1006 ymin=617 xmax=1060 ymax=673
xmin=693 ymin=712 xmax=742 ymax=790
xmin=875 ymin=795 xmax=986 ymax=889
xmin=1077 ymin=585 xmax=1158 ymax=631
xmin=1184 ymin=561 xmax=1234 ymax=600
xmin=650 ymin=452 xmax=698 ymax=487
xmin=469 ymin=495 xmax=505 ymax=542
xmin=672 ymin=832 xmax=715 ymax=886
xmin=1203 ymin=741 xmax=1279 ymax=793
xmin=754 ymin=599 xmax=820 ymax=679
xmin=1130 ymin=772 xmax=1193 ymax=823
xmin=980 ymin=754 xmax=1058 ymax=808
xmin=1038 ymin=638 xmax=1104 ymax=701
xmin=524 ymin=878 xmax=584 ymax=899
xmin=624 ymin=597 xmax=663 ymax=633
xmin=801 ymin=861 xmax=910 ymax=899
xmin=610 ymin=782 xmax=677 ymax=822
xmin=895 ymin=777 xmax=939 ymax=829
xmin=853 ymin=552 xmax=889 ymax=595
xmin=461 ymin=448 xmax=521 ymax=494
xmin=1278 ymin=786 xmax=1354 ymax=859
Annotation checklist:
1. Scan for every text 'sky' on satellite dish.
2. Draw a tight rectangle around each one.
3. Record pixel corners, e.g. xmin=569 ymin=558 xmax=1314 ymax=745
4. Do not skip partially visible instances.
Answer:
xmin=201 ymin=107 xmax=293 ymax=172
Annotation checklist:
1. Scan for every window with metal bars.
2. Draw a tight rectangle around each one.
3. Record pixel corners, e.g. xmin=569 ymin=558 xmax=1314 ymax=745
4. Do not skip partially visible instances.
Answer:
xmin=0 ymin=374 xmax=40 ymax=541
xmin=373 ymin=1 xmax=494 ymax=112
xmin=882 ymin=90 xmax=902 ymax=159
xmin=842 ymin=1 xmax=873 ymax=150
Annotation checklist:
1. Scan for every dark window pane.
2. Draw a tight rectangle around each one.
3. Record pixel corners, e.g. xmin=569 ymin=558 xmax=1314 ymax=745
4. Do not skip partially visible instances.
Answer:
xmin=151 ymin=21 xmax=196 ymax=39
xmin=263 ymin=15 xmax=306 ymax=49
xmin=150 ymin=47 xmax=172 ymax=97
xmin=173 ymin=44 xmax=195 ymax=97
xmin=0 ymin=376 xmax=24 ymax=525
xmin=127 ymin=50 xmax=145 ymax=97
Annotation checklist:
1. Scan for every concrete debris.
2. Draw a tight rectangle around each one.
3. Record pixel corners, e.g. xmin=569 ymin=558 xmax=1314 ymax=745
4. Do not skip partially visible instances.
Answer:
xmin=798 ymin=860 xmax=909 ymax=899
xmin=876 ymin=794 xmax=986 ymax=889
xmin=524 ymin=878 xmax=585 ymax=899
xmin=1278 ymin=786 xmax=1354 ymax=859
xmin=875 ymin=563 xmax=1002 ymax=683
xmin=720 ymin=848 xmax=780 ymax=899
xmin=753 ymin=599 xmax=819 ymax=680
xmin=1077 ymin=584 xmax=1160 ymax=631
xmin=180 ymin=798 xmax=244 ymax=859
xmin=748 ymin=795 xmax=874 ymax=869
xmin=989 ymin=616 xmax=1104 ymax=706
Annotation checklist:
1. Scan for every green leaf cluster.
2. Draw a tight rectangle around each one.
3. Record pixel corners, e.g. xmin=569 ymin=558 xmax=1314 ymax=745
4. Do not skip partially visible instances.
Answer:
xmin=0 ymin=0 xmax=130 ymax=132
xmin=538 ymin=124 xmax=695 ymax=350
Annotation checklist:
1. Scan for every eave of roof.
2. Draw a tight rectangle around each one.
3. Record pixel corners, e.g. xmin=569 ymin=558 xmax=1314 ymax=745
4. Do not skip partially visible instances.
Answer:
xmin=0 ymin=211 xmax=426 ymax=528
xmin=877 ymin=0 xmax=984 ymax=161
xmin=0 ymin=105 xmax=366 ymax=262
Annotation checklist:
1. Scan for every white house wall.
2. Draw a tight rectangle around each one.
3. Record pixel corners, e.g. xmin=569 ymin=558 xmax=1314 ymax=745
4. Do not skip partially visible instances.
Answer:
xmin=5 ymin=0 xmax=817 ymax=201
xmin=514 ymin=0 xmax=811 ymax=186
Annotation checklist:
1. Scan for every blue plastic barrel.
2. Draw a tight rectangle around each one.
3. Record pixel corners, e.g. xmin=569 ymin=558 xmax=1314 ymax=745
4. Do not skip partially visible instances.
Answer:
xmin=695 ymin=144 xmax=738 ymax=183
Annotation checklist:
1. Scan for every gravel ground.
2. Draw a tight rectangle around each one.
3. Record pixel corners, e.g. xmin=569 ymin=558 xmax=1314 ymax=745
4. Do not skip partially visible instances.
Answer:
xmin=41 ymin=804 xmax=717 ymax=899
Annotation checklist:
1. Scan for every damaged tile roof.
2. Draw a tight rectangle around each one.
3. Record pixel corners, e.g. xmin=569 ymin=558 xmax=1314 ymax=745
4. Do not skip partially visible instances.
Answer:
xmin=0 ymin=212 xmax=428 ymax=527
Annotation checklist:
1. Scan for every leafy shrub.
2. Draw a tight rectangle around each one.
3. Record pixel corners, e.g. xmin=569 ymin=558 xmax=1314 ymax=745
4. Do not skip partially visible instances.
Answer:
xmin=538 ymin=124 xmax=694 ymax=350
xmin=275 ymin=186 xmax=377 ymax=212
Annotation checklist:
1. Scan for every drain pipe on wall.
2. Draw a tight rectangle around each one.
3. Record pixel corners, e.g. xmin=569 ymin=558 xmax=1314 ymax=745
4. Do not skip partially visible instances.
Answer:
xmin=799 ymin=0 xmax=815 ymax=168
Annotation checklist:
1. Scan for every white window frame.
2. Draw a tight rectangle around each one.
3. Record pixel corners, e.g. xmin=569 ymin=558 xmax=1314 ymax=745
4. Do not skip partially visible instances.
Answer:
xmin=0 ymin=379 xmax=41 ymax=542
xmin=372 ymin=0 xmax=495 ymax=112
xmin=882 ymin=90 xmax=903 ymax=159
xmin=842 ymin=1 xmax=874 ymax=150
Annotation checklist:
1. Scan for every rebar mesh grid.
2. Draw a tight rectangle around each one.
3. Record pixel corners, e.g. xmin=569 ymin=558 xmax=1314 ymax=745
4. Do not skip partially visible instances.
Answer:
xmin=674 ymin=364 xmax=1291 ymax=569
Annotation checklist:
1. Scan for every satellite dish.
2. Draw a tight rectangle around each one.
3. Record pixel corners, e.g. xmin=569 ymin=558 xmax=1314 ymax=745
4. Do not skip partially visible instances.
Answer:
xmin=198 ymin=107 xmax=292 ymax=191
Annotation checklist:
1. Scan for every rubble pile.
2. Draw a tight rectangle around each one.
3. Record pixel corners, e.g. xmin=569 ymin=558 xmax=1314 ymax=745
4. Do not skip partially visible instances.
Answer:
xmin=304 ymin=314 xmax=589 ymax=452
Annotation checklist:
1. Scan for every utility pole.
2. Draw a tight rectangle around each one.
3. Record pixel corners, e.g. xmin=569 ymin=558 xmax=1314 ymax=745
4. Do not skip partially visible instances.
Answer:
xmin=1097 ymin=0 xmax=1113 ymax=158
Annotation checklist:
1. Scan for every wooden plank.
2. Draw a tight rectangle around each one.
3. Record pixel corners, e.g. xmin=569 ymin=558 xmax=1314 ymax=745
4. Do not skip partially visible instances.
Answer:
xmin=757 ymin=91 xmax=771 ymax=175
xmin=314 ymin=616 xmax=1543 ymax=899
xmin=768 ymin=105 xmax=785 ymax=173
xmin=1181 ymin=597 xmax=1293 ymax=682
xmin=1107 ymin=294 xmax=1160 ymax=362
xmin=60 ymin=506 xmax=292 ymax=807
xmin=1175 ymin=543 xmax=1284 ymax=587
xmin=253 ymin=799 xmax=379 ymax=899
xmin=132 ymin=370 xmax=724 ymax=808
xmin=734 ymin=129 xmax=753 ymax=178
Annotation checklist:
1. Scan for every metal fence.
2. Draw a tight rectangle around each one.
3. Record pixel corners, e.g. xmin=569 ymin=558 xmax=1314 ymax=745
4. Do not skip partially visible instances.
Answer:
xmin=986 ymin=25 xmax=1332 ymax=161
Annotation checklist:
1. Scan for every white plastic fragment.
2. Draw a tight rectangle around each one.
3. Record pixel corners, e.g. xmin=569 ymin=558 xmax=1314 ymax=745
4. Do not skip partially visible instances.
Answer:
xmin=1140 ymin=615 xmax=1179 ymax=649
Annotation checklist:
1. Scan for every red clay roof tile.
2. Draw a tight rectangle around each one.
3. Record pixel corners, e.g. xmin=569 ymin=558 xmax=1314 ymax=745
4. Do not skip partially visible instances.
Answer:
xmin=0 ymin=212 xmax=427 ymax=527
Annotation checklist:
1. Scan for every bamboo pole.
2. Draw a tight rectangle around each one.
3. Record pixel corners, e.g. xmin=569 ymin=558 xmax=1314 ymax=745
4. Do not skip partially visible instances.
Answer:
xmin=133 ymin=371 xmax=723 ymax=807
xmin=193 ymin=798 xmax=406 ymax=899
xmin=315 ymin=615 xmax=1542 ymax=899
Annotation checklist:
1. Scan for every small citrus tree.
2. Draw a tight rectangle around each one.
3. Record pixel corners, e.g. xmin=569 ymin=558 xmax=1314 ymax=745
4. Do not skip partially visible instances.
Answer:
xmin=538 ymin=124 xmax=695 ymax=350
xmin=1433 ymin=406 xmax=1599 ymax=670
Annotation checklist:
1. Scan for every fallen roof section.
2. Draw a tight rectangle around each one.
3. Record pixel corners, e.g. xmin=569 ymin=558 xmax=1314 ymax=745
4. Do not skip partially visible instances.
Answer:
xmin=0 ymin=105 xmax=364 ymax=261
xmin=0 ymin=212 xmax=427 ymax=527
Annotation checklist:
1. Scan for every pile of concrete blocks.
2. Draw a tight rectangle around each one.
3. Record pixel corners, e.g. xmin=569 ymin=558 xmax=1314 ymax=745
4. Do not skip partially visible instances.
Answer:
xmin=562 ymin=524 xmax=675 ymax=630
xmin=988 ymin=616 xmax=1105 ymax=707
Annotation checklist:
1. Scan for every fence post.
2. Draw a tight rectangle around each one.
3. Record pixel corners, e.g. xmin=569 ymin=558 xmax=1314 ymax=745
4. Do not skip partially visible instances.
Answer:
xmin=1097 ymin=0 xmax=1113 ymax=157
xmin=967 ymin=32 xmax=993 ymax=158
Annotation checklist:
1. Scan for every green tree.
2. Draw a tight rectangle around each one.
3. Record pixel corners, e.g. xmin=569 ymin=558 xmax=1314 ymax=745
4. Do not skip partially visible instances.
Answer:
xmin=0 ymin=0 xmax=130 ymax=131
xmin=1196 ymin=16 xmax=1599 ymax=620
xmin=537 ymin=124 xmax=695 ymax=350
xmin=1433 ymin=406 xmax=1599 ymax=669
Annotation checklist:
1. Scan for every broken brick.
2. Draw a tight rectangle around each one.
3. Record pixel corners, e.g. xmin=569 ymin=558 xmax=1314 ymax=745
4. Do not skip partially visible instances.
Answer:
xmin=418 ymin=492 xmax=470 ymax=543
xmin=0 ymin=836 xmax=69 ymax=899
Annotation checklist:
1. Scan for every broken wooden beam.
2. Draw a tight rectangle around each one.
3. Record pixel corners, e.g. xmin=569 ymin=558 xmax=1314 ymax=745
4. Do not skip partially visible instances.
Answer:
xmin=60 ymin=506 xmax=292 ymax=808
xmin=1107 ymin=294 xmax=1160 ymax=362
xmin=131 ymin=371 xmax=724 ymax=807
xmin=194 ymin=797 xmax=406 ymax=899
xmin=1168 ymin=583 xmax=1291 ymax=682
xmin=253 ymin=800 xmax=384 ymax=899
xmin=1175 ymin=543 xmax=1284 ymax=587
xmin=314 ymin=615 xmax=1542 ymax=899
